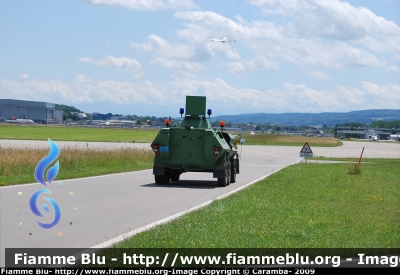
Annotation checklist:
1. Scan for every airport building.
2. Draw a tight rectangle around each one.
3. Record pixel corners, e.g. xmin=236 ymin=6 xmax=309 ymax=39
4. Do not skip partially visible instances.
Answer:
xmin=0 ymin=99 xmax=63 ymax=124
xmin=336 ymin=126 xmax=399 ymax=140
xmin=92 ymin=112 xmax=113 ymax=120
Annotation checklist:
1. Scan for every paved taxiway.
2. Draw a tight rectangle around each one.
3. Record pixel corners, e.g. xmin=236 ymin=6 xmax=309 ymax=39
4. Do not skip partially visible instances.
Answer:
xmin=1 ymin=139 xmax=399 ymax=158
xmin=1 ymin=139 xmax=399 ymax=265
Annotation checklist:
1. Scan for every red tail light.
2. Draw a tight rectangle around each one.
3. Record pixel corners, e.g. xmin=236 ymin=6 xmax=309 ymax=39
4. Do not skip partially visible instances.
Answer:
xmin=213 ymin=146 xmax=220 ymax=157
xmin=152 ymin=144 xmax=160 ymax=154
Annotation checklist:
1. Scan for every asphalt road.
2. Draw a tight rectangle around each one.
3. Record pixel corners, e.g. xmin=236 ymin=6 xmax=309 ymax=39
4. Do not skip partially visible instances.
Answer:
xmin=1 ymin=139 xmax=399 ymax=265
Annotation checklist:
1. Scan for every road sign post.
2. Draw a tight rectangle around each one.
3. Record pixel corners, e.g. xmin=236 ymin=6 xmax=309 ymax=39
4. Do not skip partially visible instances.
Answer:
xmin=300 ymin=142 xmax=314 ymax=163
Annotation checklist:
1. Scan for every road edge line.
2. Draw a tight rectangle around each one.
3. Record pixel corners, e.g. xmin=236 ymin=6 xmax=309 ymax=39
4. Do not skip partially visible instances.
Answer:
xmin=92 ymin=158 xmax=303 ymax=249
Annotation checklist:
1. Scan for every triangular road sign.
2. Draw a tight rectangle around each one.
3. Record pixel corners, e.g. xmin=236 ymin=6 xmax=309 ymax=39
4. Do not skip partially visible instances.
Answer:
xmin=300 ymin=142 xmax=313 ymax=154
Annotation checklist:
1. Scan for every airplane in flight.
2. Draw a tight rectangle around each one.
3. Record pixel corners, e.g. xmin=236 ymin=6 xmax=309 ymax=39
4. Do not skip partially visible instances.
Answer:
xmin=210 ymin=37 xmax=236 ymax=43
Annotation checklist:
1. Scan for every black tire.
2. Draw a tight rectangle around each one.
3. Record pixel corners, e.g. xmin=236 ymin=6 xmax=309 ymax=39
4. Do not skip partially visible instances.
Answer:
xmin=217 ymin=177 xmax=227 ymax=187
xmin=218 ymin=160 xmax=230 ymax=187
xmin=155 ymin=175 xmax=164 ymax=184
xmin=226 ymin=160 xmax=231 ymax=186
xmin=230 ymin=159 xmax=236 ymax=183
xmin=163 ymin=168 xmax=171 ymax=184
xmin=171 ymin=170 xmax=180 ymax=182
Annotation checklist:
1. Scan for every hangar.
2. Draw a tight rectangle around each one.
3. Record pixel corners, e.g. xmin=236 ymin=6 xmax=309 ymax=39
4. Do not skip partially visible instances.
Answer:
xmin=0 ymin=99 xmax=63 ymax=124
xmin=336 ymin=126 xmax=399 ymax=140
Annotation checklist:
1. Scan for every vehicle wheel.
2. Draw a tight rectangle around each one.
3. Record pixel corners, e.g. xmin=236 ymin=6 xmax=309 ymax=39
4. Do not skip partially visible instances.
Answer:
xmin=226 ymin=160 xmax=231 ymax=185
xmin=163 ymin=168 xmax=171 ymax=184
xmin=217 ymin=177 xmax=226 ymax=187
xmin=230 ymin=159 xmax=236 ymax=183
xmin=155 ymin=175 xmax=164 ymax=184
xmin=171 ymin=170 xmax=180 ymax=182
xmin=217 ymin=160 xmax=230 ymax=187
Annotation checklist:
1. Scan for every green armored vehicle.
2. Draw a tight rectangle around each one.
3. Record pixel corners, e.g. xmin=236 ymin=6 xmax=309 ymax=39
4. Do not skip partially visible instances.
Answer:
xmin=150 ymin=96 xmax=240 ymax=187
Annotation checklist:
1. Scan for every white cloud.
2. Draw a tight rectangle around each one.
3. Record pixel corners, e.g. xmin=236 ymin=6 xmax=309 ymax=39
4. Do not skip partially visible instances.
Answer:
xmin=360 ymin=81 xmax=400 ymax=107
xmin=79 ymin=55 xmax=145 ymax=79
xmin=245 ymin=57 xmax=279 ymax=70
xmin=306 ymin=71 xmax=332 ymax=80
xmin=224 ymin=48 xmax=241 ymax=60
xmin=19 ymin=74 xmax=29 ymax=78
xmin=151 ymin=57 xmax=204 ymax=72
xmin=0 ymin=75 xmax=165 ymax=105
xmin=169 ymin=78 xmax=400 ymax=112
xmin=173 ymin=5 xmax=399 ymax=71
xmin=133 ymin=35 xmax=205 ymax=61
xmin=205 ymin=42 xmax=241 ymax=60
xmin=388 ymin=65 xmax=400 ymax=72
xmin=248 ymin=0 xmax=400 ymax=38
xmin=2 ymin=76 xmax=398 ymax=113
xmin=75 ymin=73 xmax=90 ymax=83
xmin=83 ymin=0 xmax=196 ymax=11
xmin=132 ymin=34 xmax=208 ymax=74
xmin=175 ymin=11 xmax=282 ymax=42
xmin=227 ymin=62 xmax=245 ymax=76
xmin=0 ymin=78 xmax=93 ymax=104
xmin=247 ymin=0 xmax=400 ymax=68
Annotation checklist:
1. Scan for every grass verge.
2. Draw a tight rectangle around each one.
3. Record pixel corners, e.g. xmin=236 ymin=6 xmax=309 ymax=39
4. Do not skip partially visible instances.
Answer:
xmin=0 ymin=124 xmax=342 ymax=146
xmin=237 ymin=132 xmax=342 ymax=147
xmin=0 ymin=124 xmax=158 ymax=143
xmin=112 ymin=158 xmax=399 ymax=249
xmin=0 ymin=147 xmax=154 ymax=186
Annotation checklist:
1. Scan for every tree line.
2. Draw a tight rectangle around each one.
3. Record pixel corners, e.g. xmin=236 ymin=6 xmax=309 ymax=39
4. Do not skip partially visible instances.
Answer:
xmin=336 ymin=120 xmax=400 ymax=129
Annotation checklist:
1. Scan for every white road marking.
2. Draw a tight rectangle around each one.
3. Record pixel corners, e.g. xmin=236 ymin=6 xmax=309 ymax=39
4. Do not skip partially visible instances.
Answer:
xmin=92 ymin=158 xmax=303 ymax=249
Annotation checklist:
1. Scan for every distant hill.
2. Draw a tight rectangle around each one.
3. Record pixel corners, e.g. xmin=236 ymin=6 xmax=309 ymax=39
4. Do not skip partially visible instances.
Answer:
xmin=210 ymin=109 xmax=400 ymax=127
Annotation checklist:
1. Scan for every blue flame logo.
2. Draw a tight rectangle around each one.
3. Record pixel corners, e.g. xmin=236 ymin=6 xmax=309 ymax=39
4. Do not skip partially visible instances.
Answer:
xmin=34 ymin=139 xmax=60 ymax=186
xmin=30 ymin=139 xmax=62 ymax=229
xmin=29 ymin=189 xmax=61 ymax=229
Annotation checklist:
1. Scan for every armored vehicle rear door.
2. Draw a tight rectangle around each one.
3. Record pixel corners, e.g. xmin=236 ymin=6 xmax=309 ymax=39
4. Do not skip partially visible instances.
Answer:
xmin=170 ymin=128 xmax=205 ymax=165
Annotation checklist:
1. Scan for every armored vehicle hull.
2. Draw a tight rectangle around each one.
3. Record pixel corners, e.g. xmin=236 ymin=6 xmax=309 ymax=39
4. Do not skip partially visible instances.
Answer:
xmin=150 ymin=96 xmax=240 ymax=187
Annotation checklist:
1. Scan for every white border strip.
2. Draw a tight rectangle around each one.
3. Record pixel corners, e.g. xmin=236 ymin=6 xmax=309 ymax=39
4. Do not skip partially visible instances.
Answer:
xmin=92 ymin=159 xmax=303 ymax=249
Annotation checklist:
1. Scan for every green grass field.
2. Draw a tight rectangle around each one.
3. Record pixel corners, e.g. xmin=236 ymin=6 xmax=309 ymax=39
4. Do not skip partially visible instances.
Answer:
xmin=0 ymin=125 xmax=341 ymax=186
xmin=0 ymin=147 xmax=154 ymax=186
xmin=238 ymin=132 xmax=342 ymax=147
xmin=0 ymin=124 xmax=158 ymax=143
xmin=1 ymin=125 xmax=397 ymax=266
xmin=113 ymin=158 xmax=399 ymax=249
xmin=0 ymin=124 xmax=342 ymax=146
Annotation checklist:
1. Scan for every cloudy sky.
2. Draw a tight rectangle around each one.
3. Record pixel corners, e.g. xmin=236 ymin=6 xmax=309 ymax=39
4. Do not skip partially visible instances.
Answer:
xmin=1 ymin=0 xmax=399 ymax=117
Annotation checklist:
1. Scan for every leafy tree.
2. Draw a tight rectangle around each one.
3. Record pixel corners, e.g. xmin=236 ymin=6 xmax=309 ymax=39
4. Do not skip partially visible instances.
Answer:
xmin=212 ymin=119 xmax=221 ymax=127
xmin=56 ymin=104 xmax=84 ymax=122
xmin=343 ymin=122 xmax=364 ymax=128
xmin=371 ymin=120 xmax=400 ymax=129
xmin=55 ymin=104 xmax=82 ymax=113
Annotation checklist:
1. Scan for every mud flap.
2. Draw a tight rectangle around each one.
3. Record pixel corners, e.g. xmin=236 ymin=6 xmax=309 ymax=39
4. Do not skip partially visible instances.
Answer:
xmin=153 ymin=167 xmax=165 ymax=175
xmin=213 ymin=170 xmax=225 ymax=178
